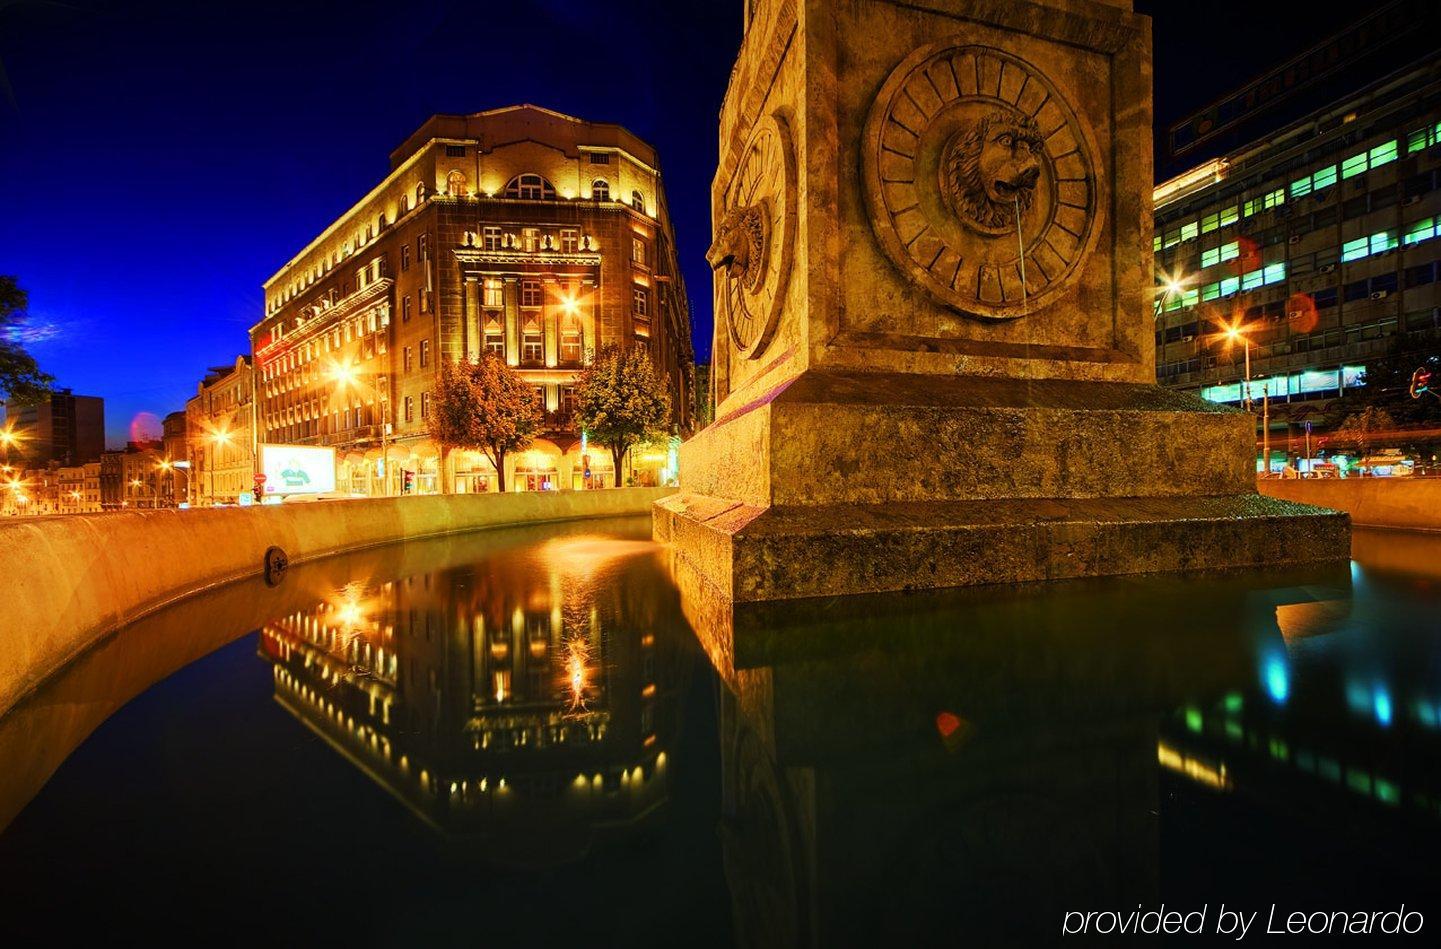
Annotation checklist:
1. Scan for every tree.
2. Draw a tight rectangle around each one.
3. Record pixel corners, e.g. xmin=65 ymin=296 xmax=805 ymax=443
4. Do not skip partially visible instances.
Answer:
xmin=0 ymin=276 xmax=54 ymax=405
xmin=573 ymin=343 xmax=671 ymax=481
xmin=1333 ymin=406 xmax=1397 ymax=465
xmin=427 ymin=354 xmax=540 ymax=493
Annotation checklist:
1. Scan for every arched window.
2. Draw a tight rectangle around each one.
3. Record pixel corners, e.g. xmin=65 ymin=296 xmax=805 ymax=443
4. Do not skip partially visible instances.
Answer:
xmin=503 ymin=174 xmax=556 ymax=200
xmin=376 ymin=211 xmax=386 ymax=231
xmin=631 ymin=190 xmax=646 ymax=212
xmin=446 ymin=170 xmax=467 ymax=196
xmin=415 ymin=182 xmax=425 ymax=203
xmin=399 ymin=194 xmax=409 ymax=215
xmin=591 ymin=179 xmax=611 ymax=202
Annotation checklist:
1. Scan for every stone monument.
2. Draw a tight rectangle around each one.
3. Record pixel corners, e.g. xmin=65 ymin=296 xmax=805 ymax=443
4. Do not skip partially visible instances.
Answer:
xmin=655 ymin=0 xmax=1350 ymax=602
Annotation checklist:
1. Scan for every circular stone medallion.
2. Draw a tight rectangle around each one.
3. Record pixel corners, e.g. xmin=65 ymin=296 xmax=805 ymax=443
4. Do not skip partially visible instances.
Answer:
xmin=711 ymin=112 xmax=797 ymax=359
xmin=862 ymin=43 xmax=1104 ymax=321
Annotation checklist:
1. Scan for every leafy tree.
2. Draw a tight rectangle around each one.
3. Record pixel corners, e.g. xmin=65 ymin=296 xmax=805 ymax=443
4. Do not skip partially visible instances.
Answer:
xmin=573 ymin=343 xmax=671 ymax=480
xmin=1333 ymin=406 xmax=1398 ymax=463
xmin=427 ymin=354 xmax=540 ymax=493
xmin=1351 ymin=337 xmax=1441 ymax=426
xmin=0 ymin=276 xmax=54 ymax=405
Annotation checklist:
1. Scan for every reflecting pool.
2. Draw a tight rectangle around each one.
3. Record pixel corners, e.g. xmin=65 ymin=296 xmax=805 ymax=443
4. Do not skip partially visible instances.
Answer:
xmin=1 ymin=521 xmax=1440 ymax=945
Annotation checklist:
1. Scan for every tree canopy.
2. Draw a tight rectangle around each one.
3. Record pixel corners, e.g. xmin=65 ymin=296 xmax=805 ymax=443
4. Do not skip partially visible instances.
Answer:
xmin=573 ymin=344 xmax=671 ymax=478
xmin=428 ymin=354 xmax=540 ymax=492
xmin=0 ymin=276 xmax=54 ymax=405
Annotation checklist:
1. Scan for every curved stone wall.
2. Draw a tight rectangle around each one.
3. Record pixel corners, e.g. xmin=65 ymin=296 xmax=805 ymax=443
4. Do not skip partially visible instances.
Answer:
xmin=0 ymin=488 xmax=670 ymax=718
xmin=1259 ymin=478 xmax=1441 ymax=532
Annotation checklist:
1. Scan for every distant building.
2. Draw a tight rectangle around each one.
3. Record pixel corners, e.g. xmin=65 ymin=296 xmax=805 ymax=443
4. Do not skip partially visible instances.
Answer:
xmin=161 ymin=411 xmax=191 ymax=505
xmin=693 ymin=363 xmax=715 ymax=430
xmin=99 ymin=442 xmax=168 ymax=510
xmin=57 ymin=462 xmax=102 ymax=514
xmin=2 ymin=390 xmax=104 ymax=467
xmin=185 ymin=356 xmax=254 ymax=506
xmin=1153 ymin=51 xmax=1441 ymax=467
xmin=251 ymin=104 xmax=695 ymax=496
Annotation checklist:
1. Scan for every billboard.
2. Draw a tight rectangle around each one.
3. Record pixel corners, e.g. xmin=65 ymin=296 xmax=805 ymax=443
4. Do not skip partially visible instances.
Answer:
xmin=258 ymin=444 xmax=336 ymax=496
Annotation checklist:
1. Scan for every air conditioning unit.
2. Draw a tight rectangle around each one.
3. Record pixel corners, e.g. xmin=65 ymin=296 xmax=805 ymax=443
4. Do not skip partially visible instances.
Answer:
xmin=1319 ymin=263 xmax=1337 ymax=274
xmin=1181 ymin=334 xmax=1195 ymax=342
xmin=1287 ymin=310 xmax=1304 ymax=319
xmin=1288 ymin=234 xmax=1302 ymax=244
xmin=1403 ymin=195 xmax=1422 ymax=206
xmin=1370 ymin=290 xmax=1390 ymax=300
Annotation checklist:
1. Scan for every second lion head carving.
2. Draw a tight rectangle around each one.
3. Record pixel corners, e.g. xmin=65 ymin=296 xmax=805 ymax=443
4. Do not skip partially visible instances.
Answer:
xmin=940 ymin=109 xmax=1044 ymax=234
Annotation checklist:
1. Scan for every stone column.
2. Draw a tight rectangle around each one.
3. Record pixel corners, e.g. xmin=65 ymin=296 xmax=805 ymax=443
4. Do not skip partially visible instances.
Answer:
xmin=581 ymin=276 xmax=598 ymax=361
xmin=543 ymin=276 xmax=560 ymax=367
xmin=503 ymin=277 xmax=520 ymax=366
xmin=463 ymin=276 xmax=481 ymax=363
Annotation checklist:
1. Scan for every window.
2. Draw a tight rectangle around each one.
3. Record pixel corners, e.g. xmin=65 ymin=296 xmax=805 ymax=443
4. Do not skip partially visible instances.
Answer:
xmin=633 ymin=286 xmax=649 ymax=317
xmin=561 ymin=228 xmax=578 ymax=254
xmin=1312 ymin=165 xmax=1337 ymax=192
xmin=522 ymin=227 xmax=540 ymax=253
xmin=1200 ymin=240 xmax=1240 ymax=268
xmin=447 ymin=170 xmax=467 ymax=196
xmin=482 ymin=279 xmax=503 ymax=308
xmin=403 ymin=346 xmax=413 ymax=372
xmin=1200 ymin=205 xmax=1238 ymax=234
xmin=482 ymin=226 xmax=501 ymax=251
xmin=1179 ymin=221 xmax=1198 ymax=243
xmin=632 ymin=237 xmax=646 ymax=265
xmin=404 ymin=396 xmax=414 ymax=422
xmin=418 ymin=233 xmax=428 ymax=260
xmin=1243 ymin=188 xmax=1285 ymax=217
xmin=415 ymin=183 xmax=425 ymax=203
xmin=419 ymin=339 xmax=430 ymax=368
xmin=1343 ymin=230 xmax=1398 ymax=261
xmin=402 ymin=295 xmax=412 ymax=322
xmin=484 ymin=314 xmax=505 ymax=357
xmin=401 ymin=244 xmax=411 ymax=272
xmin=591 ymin=179 xmax=610 ymax=201
xmin=520 ymin=279 xmax=542 ymax=307
xmin=419 ymin=287 xmax=431 ymax=313
xmin=1407 ymin=122 xmax=1441 ymax=154
xmin=560 ymin=315 xmax=582 ymax=363
xmin=630 ymin=190 xmax=647 ymax=212
xmin=561 ymin=385 xmax=578 ymax=416
xmin=521 ymin=314 xmax=543 ymax=363
xmin=588 ymin=152 xmax=611 ymax=164
xmin=1405 ymin=217 xmax=1438 ymax=246
xmin=420 ymin=392 xmax=430 ymax=420
xmin=504 ymin=174 xmax=556 ymax=200
xmin=445 ymin=144 xmax=466 ymax=157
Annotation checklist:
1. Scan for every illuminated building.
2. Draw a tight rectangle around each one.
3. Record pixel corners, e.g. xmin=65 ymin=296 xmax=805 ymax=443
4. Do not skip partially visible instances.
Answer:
xmin=1 ymin=389 xmax=104 ymax=468
xmin=1153 ymin=49 xmax=1441 ymax=466
xmin=251 ymin=105 xmax=695 ymax=496
xmin=257 ymin=534 xmax=684 ymax=852
xmin=57 ymin=462 xmax=101 ymax=514
xmin=184 ymin=355 xmax=254 ymax=505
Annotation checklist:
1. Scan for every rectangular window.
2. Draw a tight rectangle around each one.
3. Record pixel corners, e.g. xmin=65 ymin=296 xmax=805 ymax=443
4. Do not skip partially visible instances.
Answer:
xmin=1263 ymin=188 xmax=1284 ymax=210
xmin=522 ymin=316 xmax=543 ymax=363
xmin=482 ymin=226 xmax=501 ymax=251
xmin=401 ymin=245 xmax=411 ymax=272
xmin=403 ymin=346 xmax=412 ymax=372
xmin=482 ymin=279 xmax=503 ymax=308
xmin=1180 ymin=221 xmax=1198 ymax=242
xmin=1153 ymin=235 xmax=1163 ymax=253
xmin=520 ymin=279 xmax=542 ymax=307
xmin=419 ymin=287 xmax=431 ymax=313
xmin=420 ymin=392 xmax=429 ymax=420
xmin=1218 ymin=205 xmax=1238 ymax=228
xmin=485 ymin=320 xmax=505 ymax=357
xmin=561 ymin=228 xmax=578 ymax=254
xmin=1263 ymin=262 xmax=1286 ymax=285
xmin=404 ymin=396 xmax=413 ymax=422
xmin=632 ymin=237 xmax=647 ymax=265
xmin=1312 ymin=165 xmax=1337 ymax=191
xmin=1369 ymin=139 xmax=1398 ymax=169
xmin=560 ymin=319 xmax=582 ymax=363
xmin=1407 ymin=122 xmax=1441 ymax=154
xmin=1405 ymin=217 xmax=1437 ymax=245
xmin=402 ymin=295 xmax=412 ymax=322
xmin=1201 ymin=246 xmax=1219 ymax=268
xmin=633 ymin=286 xmax=649 ymax=317
xmin=1290 ymin=175 xmax=1312 ymax=199
xmin=1341 ymin=236 xmax=1369 ymax=262
xmin=419 ymin=340 xmax=430 ymax=367
xmin=588 ymin=152 xmax=611 ymax=164
xmin=1241 ymin=268 xmax=1264 ymax=291
xmin=1341 ymin=151 xmax=1368 ymax=179
xmin=522 ymin=227 xmax=540 ymax=253
xmin=1369 ymin=230 xmax=1397 ymax=255
xmin=445 ymin=144 xmax=466 ymax=157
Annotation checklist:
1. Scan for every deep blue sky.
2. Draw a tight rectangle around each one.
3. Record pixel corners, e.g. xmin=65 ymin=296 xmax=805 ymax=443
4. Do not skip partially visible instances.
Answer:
xmin=2 ymin=0 xmax=1326 ymax=446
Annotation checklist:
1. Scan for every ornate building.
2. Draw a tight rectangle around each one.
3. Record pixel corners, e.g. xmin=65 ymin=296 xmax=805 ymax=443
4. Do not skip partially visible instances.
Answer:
xmin=251 ymin=105 xmax=694 ymax=496
xmin=184 ymin=356 xmax=255 ymax=505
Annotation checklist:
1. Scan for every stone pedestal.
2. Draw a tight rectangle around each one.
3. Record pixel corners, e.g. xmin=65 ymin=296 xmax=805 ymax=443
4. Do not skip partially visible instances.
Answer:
xmin=662 ymin=0 xmax=1349 ymax=602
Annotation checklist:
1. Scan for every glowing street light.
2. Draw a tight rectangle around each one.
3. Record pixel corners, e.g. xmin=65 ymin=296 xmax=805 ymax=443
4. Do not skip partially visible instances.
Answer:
xmin=329 ymin=358 xmax=391 ymax=496
xmin=1211 ymin=316 xmax=1256 ymax=411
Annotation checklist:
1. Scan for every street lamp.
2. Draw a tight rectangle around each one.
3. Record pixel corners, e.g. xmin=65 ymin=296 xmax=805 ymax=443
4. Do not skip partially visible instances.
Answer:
xmin=330 ymin=358 xmax=390 ymax=496
xmin=0 ymin=425 xmax=22 ymax=470
xmin=1215 ymin=317 xmax=1255 ymax=411
xmin=158 ymin=458 xmax=190 ymax=507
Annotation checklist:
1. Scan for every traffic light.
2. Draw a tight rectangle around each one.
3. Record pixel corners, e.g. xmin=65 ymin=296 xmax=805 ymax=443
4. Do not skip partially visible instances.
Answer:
xmin=402 ymin=469 xmax=414 ymax=493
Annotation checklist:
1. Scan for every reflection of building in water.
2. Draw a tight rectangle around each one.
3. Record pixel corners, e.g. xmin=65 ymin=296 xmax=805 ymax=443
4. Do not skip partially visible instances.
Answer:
xmin=258 ymin=536 xmax=687 ymax=861
xmin=674 ymin=554 xmax=1348 ymax=947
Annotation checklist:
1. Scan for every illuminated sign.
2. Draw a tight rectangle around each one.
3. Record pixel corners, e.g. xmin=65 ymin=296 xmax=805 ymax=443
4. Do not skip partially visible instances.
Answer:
xmin=258 ymin=444 xmax=336 ymax=496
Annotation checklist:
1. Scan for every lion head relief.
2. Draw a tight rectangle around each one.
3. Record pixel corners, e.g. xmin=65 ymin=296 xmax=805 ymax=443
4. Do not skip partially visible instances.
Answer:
xmin=707 ymin=202 xmax=769 ymax=293
xmin=940 ymin=110 xmax=1045 ymax=234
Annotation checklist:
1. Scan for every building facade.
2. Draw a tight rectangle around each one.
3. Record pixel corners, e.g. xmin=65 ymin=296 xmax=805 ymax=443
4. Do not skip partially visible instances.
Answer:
xmin=185 ymin=356 xmax=255 ymax=505
xmin=1153 ymin=55 xmax=1441 ymax=468
xmin=250 ymin=105 xmax=694 ymax=496
xmin=2 ymin=390 xmax=104 ymax=468
xmin=57 ymin=462 xmax=102 ymax=514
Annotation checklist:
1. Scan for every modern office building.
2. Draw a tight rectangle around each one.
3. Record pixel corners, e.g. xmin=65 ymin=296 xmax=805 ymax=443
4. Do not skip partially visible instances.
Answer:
xmin=251 ymin=104 xmax=695 ymax=496
xmin=1153 ymin=52 xmax=1441 ymax=465
xmin=2 ymin=389 xmax=104 ymax=467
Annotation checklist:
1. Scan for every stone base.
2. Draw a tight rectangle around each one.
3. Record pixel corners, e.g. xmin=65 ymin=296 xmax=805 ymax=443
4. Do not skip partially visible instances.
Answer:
xmin=655 ymin=492 xmax=1351 ymax=603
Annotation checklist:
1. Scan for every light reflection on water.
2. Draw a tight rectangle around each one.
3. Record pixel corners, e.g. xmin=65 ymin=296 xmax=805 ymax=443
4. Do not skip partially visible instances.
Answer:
xmin=1 ymin=523 xmax=1440 ymax=944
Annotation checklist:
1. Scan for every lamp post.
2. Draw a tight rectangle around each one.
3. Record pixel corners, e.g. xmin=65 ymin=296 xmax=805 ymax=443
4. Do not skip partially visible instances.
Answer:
xmin=158 ymin=458 xmax=190 ymax=507
xmin=330 ymin=359 xmax=390 ymax=496
xmin=1221 ymin=322 xmax=1254 ymax=412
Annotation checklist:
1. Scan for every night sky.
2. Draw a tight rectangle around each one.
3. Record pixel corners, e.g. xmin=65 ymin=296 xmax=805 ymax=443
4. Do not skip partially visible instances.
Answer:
xmin=0 ymin=0 xmax=1328 ymax=446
